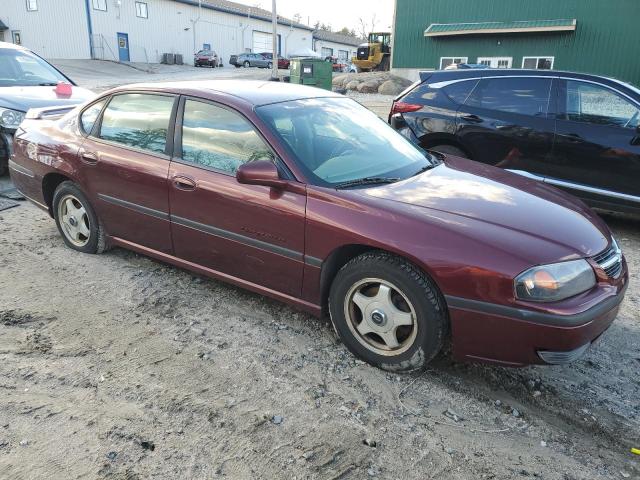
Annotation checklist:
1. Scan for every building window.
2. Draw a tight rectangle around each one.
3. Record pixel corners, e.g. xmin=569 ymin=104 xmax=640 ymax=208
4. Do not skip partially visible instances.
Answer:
xmin=12 ymin=31 xmax=22 ymax=45
xmin=439 ymin=57 xmax=467 ymax=69
xmin=135 ymin=2 xmax=148 ymax=19
xmin=338 ymin=50 xmax=349 ymax=61
xmin=92 ymin=0 xmax=107 ymax=11
xmin=477 ymin=57 xmax=513 ymax=68
xmin=522 ymin=56 xmax=554 ymax=70
xmin=321 ymin=47 xmax=333 ymax=58
xmin=26 ymin=0 xmax=38 ymax=11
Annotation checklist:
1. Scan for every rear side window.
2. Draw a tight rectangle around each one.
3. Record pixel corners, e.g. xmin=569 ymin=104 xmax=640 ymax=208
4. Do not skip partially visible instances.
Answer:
xmin=181 ymin=99 xmax=273 ymax=174
xmin=466 ymin=77 xmax=551 ymax=116
xmin=99 ymin=93 xmax=175 ymax=155
xmin=80 ymin=99 xmax=106 ymax=134
xmin=442 ymin=80 xmax=478 ymax=105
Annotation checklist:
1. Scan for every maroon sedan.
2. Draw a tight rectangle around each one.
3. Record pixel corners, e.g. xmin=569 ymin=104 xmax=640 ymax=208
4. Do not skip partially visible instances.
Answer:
xmin=9 ymin=81 xmax=627 ymax=371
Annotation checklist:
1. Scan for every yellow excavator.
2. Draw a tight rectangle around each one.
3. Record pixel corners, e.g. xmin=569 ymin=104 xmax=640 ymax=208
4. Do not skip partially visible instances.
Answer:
xmin=352 ymin=32 xmax=391 ymax=72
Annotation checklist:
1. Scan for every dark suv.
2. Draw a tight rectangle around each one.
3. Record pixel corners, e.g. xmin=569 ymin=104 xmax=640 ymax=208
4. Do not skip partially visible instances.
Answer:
xmin=390 ymin=69 xmax=640 ymax=214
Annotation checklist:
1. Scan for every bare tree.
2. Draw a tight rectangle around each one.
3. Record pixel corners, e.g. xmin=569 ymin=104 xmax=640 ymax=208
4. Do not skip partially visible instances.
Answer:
xmin=357 ymin=14 xmax=378 ymax=39
xmin=293 ymin=13 xmax=302 ymax=24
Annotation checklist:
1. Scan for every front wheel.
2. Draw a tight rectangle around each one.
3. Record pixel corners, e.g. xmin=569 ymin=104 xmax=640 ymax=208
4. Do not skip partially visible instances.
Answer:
xmin=429 ymin=145 xmax=468 ymax=159
xmin=329 ymin=252 xmax=447 ymax=372
xmin=52 ymin=181 xmax=106 ymax=254
xmin=267 ymin=62 xmax=273 ymax=69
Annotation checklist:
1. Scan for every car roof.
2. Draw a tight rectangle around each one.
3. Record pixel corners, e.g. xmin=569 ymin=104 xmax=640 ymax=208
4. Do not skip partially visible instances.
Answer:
xmin=421 ymin=68 xmax=638 ymax=92
xmin=0 ymin=41 xmax=28 ymax=51
xmin=110 ymin=80 xmax=342 ymax=106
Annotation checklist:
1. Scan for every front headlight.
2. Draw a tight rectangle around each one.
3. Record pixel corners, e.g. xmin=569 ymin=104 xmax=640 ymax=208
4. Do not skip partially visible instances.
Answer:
xmin=0 ymin=108 xmax=26 ymax=129
xmin=515 ymin=259 xmax=596 ymax=302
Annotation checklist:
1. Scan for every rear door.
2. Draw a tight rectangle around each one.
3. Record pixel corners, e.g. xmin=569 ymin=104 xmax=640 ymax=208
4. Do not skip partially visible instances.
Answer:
xmin=549 ymin=79 xmax=640 ymax=206
xmin=455 ymin=76 xmax=555 ymax=172
xmin=168 ymin=97 xmax=306 ymax=297
xmin=79 ymin=92 xmax=177 ymax=253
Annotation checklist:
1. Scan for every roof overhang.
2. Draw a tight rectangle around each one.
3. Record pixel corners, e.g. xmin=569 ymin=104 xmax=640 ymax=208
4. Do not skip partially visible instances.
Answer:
xmin=0 ymin=19 xmax=8 ymax=31
xmin=424 ymin=19 xmax=577 ymax=37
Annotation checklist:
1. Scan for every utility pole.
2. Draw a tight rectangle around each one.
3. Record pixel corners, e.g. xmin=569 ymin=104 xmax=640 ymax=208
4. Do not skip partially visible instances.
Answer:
xmin=271 ymin=0 xmax=279 ymax=80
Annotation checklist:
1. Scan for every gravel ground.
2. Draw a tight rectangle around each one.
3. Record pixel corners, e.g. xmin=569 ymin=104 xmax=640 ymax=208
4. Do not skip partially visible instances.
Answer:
xmin=0 ymin=62 xmax=638 ymax=479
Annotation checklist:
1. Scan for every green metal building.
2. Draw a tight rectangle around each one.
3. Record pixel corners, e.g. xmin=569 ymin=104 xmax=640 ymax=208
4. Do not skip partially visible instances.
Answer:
xmin=392 ymin=0 xmax=639 ymax=86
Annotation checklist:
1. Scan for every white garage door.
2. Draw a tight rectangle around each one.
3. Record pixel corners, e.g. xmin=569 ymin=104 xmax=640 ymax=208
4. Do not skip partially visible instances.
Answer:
xmin=252 ymin=31 xmax=277 ymax=54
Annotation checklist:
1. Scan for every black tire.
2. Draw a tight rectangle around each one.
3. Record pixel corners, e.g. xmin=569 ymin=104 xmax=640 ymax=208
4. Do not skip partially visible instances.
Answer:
xmin=52 ymin=181 xmax=107 ymax=254
xmin=243 ymin=61 xmax=250 ymax=68
xmin=234 ymin=64 xmax=241 ymax=68
xmin=329 ymin=252 xmax=447 ymax=372
xmin=0 ymin=160 xmax=7 ymax=176
xmin=267 ymin=62 xmax=273 ymax=69
xmin=430 ymin=144 xmax=469 ymax=158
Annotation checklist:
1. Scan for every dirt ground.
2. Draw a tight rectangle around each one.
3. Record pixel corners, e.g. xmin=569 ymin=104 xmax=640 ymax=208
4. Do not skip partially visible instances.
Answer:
xmin=0 ymin=65 xmax=639 ymax=479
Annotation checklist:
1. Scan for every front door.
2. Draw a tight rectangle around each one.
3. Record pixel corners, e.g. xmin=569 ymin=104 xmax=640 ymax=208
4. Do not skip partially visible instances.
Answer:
xmin=455 ymin=76 xmax=555 ymax=172
xmin=117 ymin=32 xmax=130 ymax=62
xmin=169 ymin=97 xmax=306 ymax=297
xmin=548 ymin=79 xmax=640 ymax=207
xmin=79 ymin=92 xmax=177 ymax=253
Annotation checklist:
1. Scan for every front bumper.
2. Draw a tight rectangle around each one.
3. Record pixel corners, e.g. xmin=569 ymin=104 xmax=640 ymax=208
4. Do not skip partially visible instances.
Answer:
xmin=447 ymin=276 xmax=628 ymax=366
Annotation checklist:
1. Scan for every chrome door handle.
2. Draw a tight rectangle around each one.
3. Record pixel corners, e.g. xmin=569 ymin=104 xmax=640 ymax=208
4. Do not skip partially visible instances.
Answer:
xmin=172 ymin=175 xmax=196 ymax=191
xmin=79 ymin=150 xmax=98 ymax=165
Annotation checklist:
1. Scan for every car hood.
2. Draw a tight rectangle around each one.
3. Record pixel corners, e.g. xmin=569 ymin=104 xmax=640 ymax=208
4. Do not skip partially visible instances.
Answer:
xmin=360 ymin=156 xmax=609 ymax=261
xmin=0 ymin=85 xmax=95 ymax=112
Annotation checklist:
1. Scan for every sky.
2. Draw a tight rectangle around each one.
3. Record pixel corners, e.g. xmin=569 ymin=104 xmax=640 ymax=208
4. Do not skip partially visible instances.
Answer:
xmin=233 ymin=0 xmax=395 ymax=36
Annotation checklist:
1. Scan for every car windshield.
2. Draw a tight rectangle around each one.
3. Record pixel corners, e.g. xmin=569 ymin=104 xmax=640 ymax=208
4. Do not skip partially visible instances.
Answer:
xmin=256 ymin=97 xmax=434 ymax=187
xmin=0 ymin=48 xmax=69 ymax=87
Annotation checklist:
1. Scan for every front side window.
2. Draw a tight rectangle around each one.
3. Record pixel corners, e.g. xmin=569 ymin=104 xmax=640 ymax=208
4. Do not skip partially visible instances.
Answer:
xmin=256 ymin=97 xmax=432 ymax=187
xmin=181 ymin=99 xmax=273 ymax=174
xmin=135 ymin=2 xmax=148 ymax=19
xmin=466 ymin=77 xmax=551 ymax=116
xmin=26 ymin=0 xmax=38 ymax=11
xmin=0 ymin=47 xmax=68 ymax=87
xmin=92 ymin=0 xmax=107 ymax=11
xmin=565 ymin=81 xmax=639 ymax=129
xmin=80 ymin=99 xmax=107 ymax=134
xmin=99 ymin=94 xmax=175 ymax=154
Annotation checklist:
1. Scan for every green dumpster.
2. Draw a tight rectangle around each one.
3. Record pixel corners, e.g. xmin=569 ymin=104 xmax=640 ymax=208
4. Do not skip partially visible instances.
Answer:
xmin=289 ymin=57 xmax=333 ymax=91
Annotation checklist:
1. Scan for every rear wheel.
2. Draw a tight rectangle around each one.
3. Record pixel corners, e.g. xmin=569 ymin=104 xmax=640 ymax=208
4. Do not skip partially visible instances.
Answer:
xmin=267 ymin=62 xmax=273 ymax=69
xmin=52 ymin=181 xmax=106 ymax=254
xmin=429 ymin=145 xmax=468 ymax=158
xmin=243 ymin=61 xmax=250 ymax=68
xmin=329 ymin=252 xmax=447 ymax=372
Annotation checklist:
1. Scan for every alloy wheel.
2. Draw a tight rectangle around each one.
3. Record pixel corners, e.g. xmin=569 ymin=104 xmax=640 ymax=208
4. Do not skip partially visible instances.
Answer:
xmin=344 ymin=278 xmax=417 ymax=356
xmin=57 ymin=194 xmax=91 ymax=247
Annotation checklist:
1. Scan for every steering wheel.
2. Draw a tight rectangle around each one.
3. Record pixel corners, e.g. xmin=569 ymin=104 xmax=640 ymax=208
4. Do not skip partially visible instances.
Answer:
xmin=624 ymin=110 xmax=639 ymax=129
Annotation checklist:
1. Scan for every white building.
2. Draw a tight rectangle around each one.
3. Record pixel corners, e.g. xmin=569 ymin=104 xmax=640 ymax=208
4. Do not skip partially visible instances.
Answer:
xmin=312 ymin=30 xmax=362 ymax=62
xmin=0 ymin=0 xmax=361 ymax=65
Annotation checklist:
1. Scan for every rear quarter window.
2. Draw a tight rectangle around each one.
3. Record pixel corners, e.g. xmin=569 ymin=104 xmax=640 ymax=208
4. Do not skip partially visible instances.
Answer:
xmin=442 ymin=80 xmax=479 ymax=105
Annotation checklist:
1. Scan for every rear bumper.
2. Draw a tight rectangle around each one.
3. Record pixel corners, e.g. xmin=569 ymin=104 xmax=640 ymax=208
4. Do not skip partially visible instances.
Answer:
xmin=447 ymin=278 xmax=628 ymax=366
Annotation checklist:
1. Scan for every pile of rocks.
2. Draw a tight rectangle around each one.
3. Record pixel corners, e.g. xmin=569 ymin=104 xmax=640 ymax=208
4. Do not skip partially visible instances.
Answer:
xmin=332 ymin=72 xmax=413 ymax=96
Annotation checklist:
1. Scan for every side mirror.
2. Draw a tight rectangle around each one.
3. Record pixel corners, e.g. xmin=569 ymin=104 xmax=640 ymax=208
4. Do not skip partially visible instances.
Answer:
xmin=236 ymin=160 xmax=286 ymax=189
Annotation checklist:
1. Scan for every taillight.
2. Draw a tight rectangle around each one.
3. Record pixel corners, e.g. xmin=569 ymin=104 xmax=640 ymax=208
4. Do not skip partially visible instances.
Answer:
xmin=390 ymin=101 xmax=422 ymax=116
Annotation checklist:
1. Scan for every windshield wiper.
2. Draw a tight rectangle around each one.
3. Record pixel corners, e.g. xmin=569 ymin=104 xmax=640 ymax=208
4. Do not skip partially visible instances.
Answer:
xmin=334 ymin=177 xmax=400 ymax=189
xmin=412 ymin=164 xmax=437 ymax=176
xmin=38 ymin=82 xmax=59 ymax=86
